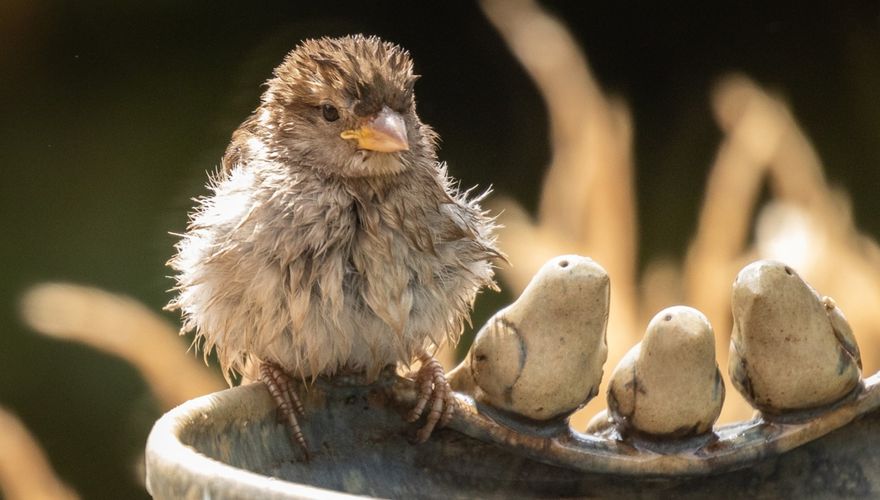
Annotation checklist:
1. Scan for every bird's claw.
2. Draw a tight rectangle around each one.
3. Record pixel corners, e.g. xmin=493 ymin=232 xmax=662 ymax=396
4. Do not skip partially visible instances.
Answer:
xmin=407 ymin=352 xmax=455 ymax=442
xmin=260 ymin=362 xmax=310 ymax=461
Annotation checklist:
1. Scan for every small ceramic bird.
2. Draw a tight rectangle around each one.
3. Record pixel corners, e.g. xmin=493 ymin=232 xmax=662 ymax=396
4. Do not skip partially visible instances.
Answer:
xmin=167 ymin=35 xmax=501 ymax=458
xmin=596 ymin=306 xmax=724 ymax=439
xmin=729 ymin=260 xmax=862 ymax=414
xmin=449 ymin=255 xmax=609 ymax=421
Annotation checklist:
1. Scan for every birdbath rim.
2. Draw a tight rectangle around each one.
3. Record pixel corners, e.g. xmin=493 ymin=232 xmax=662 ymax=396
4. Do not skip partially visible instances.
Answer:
xmin=144 ymin=382 xmax=366 ymax=500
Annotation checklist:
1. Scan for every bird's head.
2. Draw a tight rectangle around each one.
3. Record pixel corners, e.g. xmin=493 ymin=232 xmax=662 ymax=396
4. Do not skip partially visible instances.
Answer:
xmin=258 ymin=35 xmax=438 ymax=178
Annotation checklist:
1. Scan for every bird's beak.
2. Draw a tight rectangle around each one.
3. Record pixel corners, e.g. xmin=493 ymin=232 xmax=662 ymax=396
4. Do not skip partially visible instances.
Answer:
xmin=340 ymin=106 xmax=409 ymax=153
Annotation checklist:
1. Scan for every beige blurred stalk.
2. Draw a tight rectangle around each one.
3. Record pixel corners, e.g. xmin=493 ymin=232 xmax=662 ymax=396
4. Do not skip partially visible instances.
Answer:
xmin=0 ymin=406 xmax=78 ymax=500
xmin=480 ymin=0 xmax=639 ymax=425
xmin=482 ymin=0 xmax=880 ymax=425
xmin=20 ymin=283 xmax=225 ymax=410
xmin=686 ymin=76 xmax=880 ymax=421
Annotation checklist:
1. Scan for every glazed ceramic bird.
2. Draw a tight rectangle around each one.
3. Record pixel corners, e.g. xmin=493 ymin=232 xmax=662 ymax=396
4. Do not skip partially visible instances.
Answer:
xmin=167 ymin=35 xmax=501 ymax=458
xmin=449 ymin=255 xmax=609 ymax=421
xmin=729 ymin=260 xmax=861 ymax=414
xmin=598 ymin=306 xmax=724 ymax=438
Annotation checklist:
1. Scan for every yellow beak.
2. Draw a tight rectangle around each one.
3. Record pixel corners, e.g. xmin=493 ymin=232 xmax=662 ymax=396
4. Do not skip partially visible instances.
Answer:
xmin=340 ymin=106 xmax=409 ymax=153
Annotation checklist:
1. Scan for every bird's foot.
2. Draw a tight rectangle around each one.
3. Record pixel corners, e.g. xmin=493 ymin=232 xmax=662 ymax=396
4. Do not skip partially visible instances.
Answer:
xmin=259 ymin=362 xmax=310 ymax=461
xmin=407 ymin=352 xmax=455 ymax=442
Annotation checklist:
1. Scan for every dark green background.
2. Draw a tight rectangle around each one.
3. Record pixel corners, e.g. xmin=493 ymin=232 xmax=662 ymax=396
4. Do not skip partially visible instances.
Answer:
xmin=1 ymin=1 xmax=878 ymax=498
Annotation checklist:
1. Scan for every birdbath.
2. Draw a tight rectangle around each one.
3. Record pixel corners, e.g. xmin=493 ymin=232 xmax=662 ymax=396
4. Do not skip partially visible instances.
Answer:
xmin=145 ymin=369 xmax=880 ymax=499
xmin=145 ymin=371 xmax=603 ymax=499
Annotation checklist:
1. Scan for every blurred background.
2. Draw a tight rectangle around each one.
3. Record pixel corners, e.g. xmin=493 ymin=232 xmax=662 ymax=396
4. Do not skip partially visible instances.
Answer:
xmin=2 ymin=1 xmax=879 ymax=498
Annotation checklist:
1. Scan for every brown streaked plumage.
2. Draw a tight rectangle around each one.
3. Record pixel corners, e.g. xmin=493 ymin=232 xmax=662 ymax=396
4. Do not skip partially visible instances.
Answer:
xmin=167 ymin=35 xmax=502 ymax=458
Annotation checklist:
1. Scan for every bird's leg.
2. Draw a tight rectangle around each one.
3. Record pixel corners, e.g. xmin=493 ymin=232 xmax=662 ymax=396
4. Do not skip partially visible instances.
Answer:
xmin=407 ymin=351 xmax=455 ymax=442
xmin=259 ymin=362 xmax=310 ymax=461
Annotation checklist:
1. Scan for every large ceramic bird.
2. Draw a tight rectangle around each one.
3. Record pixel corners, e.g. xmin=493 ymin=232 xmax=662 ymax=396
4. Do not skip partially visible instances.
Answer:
xmin=167 ymin=35 xmax=501 ymax=458
xmin=729 ymin=260 xmax=861 ymax=414
xmin=450 ymin=255 xmax=609 ymax=421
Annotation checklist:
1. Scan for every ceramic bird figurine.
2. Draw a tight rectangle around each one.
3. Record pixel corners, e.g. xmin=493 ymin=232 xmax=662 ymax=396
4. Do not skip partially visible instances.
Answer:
xmin=595 ymin=306 xmax=724 ymax=438
xmin=167 ymin=35 xmax=501 ymax=458
xmin=729 ymin=260 xmax=862 ymax=414
xmin=449 ymin=255 xmax=609 ymax=421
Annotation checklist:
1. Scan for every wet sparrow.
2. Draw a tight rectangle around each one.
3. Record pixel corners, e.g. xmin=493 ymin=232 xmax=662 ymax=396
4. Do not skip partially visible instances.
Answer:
xmin=168 ymin=35 xmax=501 ymax=459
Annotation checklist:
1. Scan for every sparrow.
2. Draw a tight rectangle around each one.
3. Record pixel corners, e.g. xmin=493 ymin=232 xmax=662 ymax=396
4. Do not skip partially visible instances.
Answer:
xmin=167 ymin=35 xmax=501 ymax=459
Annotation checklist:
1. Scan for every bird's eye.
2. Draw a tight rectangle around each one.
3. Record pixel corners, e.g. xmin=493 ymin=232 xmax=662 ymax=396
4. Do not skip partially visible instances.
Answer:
xmin=321 ymin=104 xmax=339 ymax=122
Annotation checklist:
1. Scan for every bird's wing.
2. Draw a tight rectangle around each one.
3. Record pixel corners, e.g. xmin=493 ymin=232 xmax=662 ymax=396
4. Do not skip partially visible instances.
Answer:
xmin=221 ymin=113 xmax=262 ymax=175
xmin=712 ymin=365 xmax=726 ymax=404
xmin=437 ymin=197 xmax=505 ymax=258
xmin=470 ymin=314 xmax=526 ymax=402
xmin=823 ymin=296 xmax=862 ymax=370
xmin=607 ymin=345 xmax=640 ymax=421
xmin=437 ymin=202 xmax=479 ymax=242
xmin=728 ymin=328 xmax=757 ymax=405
